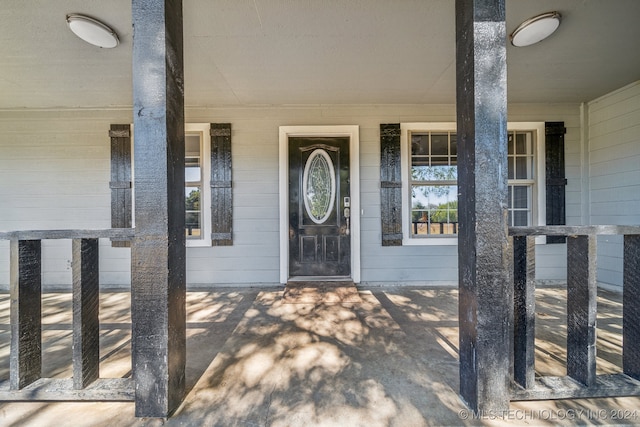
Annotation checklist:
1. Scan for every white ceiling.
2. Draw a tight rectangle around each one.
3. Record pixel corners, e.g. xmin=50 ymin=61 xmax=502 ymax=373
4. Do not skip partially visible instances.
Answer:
xmin=2 ymin=0 xmax=639 ymax=109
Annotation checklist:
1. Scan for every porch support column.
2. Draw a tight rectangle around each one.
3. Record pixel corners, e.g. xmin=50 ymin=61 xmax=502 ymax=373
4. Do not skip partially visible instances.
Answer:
xmin=131 ymin=0 xmax=186 ymax=418
xmin=455 ymin=0 xmax=510 ymax=412
xmin=624 ymin=234 xmax=640 ymax=379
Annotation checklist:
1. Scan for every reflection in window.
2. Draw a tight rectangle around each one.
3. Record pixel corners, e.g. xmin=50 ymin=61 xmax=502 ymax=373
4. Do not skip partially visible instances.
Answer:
xmin=409 ymin=130 xmax=536 ymax=236
xmin=410 ymin=132 xmax=458 ymax=236
xmin=185 ymin=133 xmax=202 ymax=239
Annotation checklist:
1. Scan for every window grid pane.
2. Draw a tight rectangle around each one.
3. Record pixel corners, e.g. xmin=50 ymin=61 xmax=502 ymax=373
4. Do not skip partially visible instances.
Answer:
xmin=508 ymin=184 xmax=532 ymax=226
xmin=508 ymin=131 xmax=534 ymax=180
xmin=185 ymin=132 xmax=203 ymax=239
xmin=411 ymin=132 xmax=457 ymax=182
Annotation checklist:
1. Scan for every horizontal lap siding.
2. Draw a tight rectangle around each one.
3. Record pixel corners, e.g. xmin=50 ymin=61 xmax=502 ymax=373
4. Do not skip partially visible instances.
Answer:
xmin=535 ymin=243 xmax=567 ymax=281
xmin=188 ymin=115 xmax=281 ymax=284
xmin=1 ymin=104 xmax=582 ymax=287
xmin=597 ymin=235 xmax=624 ymax=285
xmin=588 ymin=82 xmax=640 ymax=287
xmin=0 ymin=110 xmax=131 ymax=288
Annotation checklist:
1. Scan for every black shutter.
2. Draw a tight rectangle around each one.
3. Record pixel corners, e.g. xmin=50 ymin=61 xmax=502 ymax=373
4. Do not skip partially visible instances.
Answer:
xmin=210 ymin=123 xmax=233 ymax=246
xmin=109 ymin=124 xmax=132 ymax=247
xmin=545 ymin=122 xmax=567 ymax=244
xmin=380 ymin=124 xmax=403 ymax=246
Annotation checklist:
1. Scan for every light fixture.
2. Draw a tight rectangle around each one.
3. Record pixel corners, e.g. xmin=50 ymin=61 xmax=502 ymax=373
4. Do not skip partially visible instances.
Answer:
xmin=510 ymin=11 xmax=561 ymax=47
xmin=66 ymin=14 xmax=119 ymax=48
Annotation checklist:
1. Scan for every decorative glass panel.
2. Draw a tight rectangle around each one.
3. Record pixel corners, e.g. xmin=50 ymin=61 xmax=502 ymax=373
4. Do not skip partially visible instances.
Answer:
xmin=303 ymin=149 xmax=336 ymax=224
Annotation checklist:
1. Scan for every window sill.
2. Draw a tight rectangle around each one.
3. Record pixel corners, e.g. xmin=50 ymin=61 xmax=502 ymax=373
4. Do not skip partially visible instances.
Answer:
xmin=186 ymin=240 xmax=211 ymax=248
xmin=402 ymin=237 xmax=458 ymax=246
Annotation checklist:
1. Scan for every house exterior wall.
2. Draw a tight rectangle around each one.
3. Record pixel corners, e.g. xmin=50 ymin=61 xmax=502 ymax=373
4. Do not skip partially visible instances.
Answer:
xmin=587 ymin=81 xmax=640 ymax=286
xmin=0 ymin=104 xmax=583 ymax=289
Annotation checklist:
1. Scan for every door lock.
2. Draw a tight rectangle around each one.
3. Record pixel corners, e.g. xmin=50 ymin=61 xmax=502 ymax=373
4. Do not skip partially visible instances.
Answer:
xmin=344 ymin=207 xmax=351 ymax=235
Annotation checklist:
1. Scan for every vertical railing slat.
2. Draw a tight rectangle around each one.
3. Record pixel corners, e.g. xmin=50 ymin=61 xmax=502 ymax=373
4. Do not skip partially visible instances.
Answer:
xmin=72 ymin=238 xmax=100 ymax=389
xmin=9 ymin=239 xmax=42 ymax=389
xmin=566 ymin=235 xmax=597 ymax=386
xmin=623 ymin=234 xmax=640 ymax=379
xmin=513 ymin=235 xmax=536 ymax=388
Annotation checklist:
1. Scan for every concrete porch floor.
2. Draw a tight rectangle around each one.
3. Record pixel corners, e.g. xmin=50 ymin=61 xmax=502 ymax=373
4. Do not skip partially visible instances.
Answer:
xmin=1 ymin=285 xmax=640 ymax=426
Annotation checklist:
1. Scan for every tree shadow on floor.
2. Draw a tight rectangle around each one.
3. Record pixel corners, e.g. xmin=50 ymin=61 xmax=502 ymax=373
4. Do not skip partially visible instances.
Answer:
xmin=169 ymin=288 xmax=466 ymax=427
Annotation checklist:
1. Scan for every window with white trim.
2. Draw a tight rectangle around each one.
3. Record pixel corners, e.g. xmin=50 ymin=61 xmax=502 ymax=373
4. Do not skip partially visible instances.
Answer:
xmin=128 ymin=123 xmax=212 ymax=247
xmin=507 ymin=130 xmax=535 ymax=228
xmin=400 ymin=122 xmax=545 ymax=245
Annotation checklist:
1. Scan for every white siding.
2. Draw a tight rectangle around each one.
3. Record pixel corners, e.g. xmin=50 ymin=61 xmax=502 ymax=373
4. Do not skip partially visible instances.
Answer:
xmin=587 ymin=81 xmax=640 ymax=287
xmin=1 ymin=104 xmax=582 ymax=288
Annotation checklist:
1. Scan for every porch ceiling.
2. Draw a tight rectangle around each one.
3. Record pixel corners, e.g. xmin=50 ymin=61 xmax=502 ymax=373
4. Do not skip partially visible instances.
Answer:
xmin=2 ymin=0 xmax=639 ymax=109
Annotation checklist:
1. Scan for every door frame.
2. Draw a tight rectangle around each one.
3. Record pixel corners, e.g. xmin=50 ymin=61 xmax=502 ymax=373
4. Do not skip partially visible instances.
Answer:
xmin=279 ymin=125 xmax=360 ymax=284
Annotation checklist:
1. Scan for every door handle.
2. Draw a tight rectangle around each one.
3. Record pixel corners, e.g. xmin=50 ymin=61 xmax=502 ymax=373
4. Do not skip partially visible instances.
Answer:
xmin=344 ymin=207 xmax=350 ymax=235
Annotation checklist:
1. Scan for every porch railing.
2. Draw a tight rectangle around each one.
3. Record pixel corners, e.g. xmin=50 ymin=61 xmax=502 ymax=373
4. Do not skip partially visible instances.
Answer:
xmin=509 ymin=225 xmax=640 ymax=400
xmin=0 ymin=229 xmax=135 ymax=401
xmin=411 ymin=221 xmax=458 ymax=235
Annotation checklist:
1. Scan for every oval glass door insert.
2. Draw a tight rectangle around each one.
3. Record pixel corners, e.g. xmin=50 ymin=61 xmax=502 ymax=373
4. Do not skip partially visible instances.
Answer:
xmin=303 ymin=149 xmax=336 ymax=224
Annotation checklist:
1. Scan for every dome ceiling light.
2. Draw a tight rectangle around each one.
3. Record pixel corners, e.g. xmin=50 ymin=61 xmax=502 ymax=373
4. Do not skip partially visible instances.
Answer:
xmin=66 ymin=14 xmax=120 ymax=48
xmin=510 ymin=11 xmax=562 ymax=47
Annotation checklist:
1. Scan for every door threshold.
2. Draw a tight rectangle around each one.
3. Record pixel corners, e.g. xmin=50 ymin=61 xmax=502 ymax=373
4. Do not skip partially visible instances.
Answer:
xmin=287 ymin=276 xmax=353 ymax=283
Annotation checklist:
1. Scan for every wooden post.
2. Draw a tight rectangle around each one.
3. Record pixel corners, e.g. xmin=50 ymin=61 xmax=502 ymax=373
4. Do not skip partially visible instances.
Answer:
xmin=72 ymin=238 xmax=100 ymax=389
xmin=623 ymin=235 xmax=640 ymax=379
xmin=455 ymin=0 xmax=510 ymax=412
xmin=566 ymin=235 xmax=597 ymax=386
xmin=513 ymin=236 xmax=536 ymax=389
xmin=131 ymin=0 xmax=186 ymax=417
xmin=10 ymin=239 xmax=42 ymax=389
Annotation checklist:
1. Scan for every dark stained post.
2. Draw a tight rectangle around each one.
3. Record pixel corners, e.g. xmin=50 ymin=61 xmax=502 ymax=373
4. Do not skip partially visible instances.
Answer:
xmin=131 ymin=0 xmax=186 ymax=417
xmin=455 ymin=0 xmax=510 ymax=412
xmin=566 ymin=235 xmax=597 ymax=386
xmin=10 ymin=239 xmax=42 ymax=389
xmin=624 ymin=234 xmax=640 ymax=379
xmin=513 ymin=236 xmax=536 ymax=389
xmin=72 ymin=238 xmax=100 ymax=389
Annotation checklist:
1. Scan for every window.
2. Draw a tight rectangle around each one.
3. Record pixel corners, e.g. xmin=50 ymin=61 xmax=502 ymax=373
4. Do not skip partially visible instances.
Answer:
xmin=184 ymin=124 xmax=211 ymax=247
xmin=507 ymin=130 xmax=535 ymax=227
xmin=409 ymin=131 xmax=458 ymax=237
xmin=123 ymin=123 xmax=212 ymax=247
xmin=400 ymin=122 xmax=545 ymax=245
